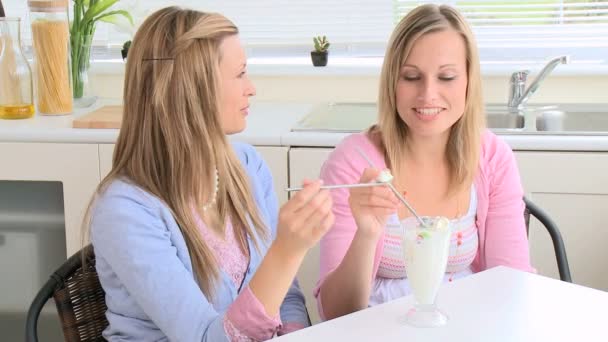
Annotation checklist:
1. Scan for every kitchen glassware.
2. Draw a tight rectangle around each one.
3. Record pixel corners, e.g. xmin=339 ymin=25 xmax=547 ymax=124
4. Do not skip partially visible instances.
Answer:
xmin=0 ymin=17 xmax=34 ymax=119
xmin=402 ymin=216 xmax=451 ymax=327
xmin=28 ymin=0 xmax=73 ymax=115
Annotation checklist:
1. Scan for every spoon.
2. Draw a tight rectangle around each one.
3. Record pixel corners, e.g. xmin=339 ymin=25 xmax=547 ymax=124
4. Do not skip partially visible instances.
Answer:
xmin=286 ymin=181 xmax=386 ymax=192
xmin=354 ymin=146 xmax=427 ymax=227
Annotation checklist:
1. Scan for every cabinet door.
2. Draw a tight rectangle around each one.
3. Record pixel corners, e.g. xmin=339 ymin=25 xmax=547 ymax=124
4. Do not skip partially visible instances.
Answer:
xmin=289 ymin=147 xmax=333 ymax=325
xmin=99 ymin=144 xmax=114 ymax=179
xmin=516 ymin=151 xmax=608 ymax=291
xmin=289 ymin=147 xmax=333 ymax=190
xmin=0 ymin=143 xmax=100 ymax=256
xmin=254 ymin=146 xmax=289 ymax=205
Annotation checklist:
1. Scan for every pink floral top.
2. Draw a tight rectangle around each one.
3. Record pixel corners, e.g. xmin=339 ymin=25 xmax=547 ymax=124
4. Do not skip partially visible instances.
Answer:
xmin=199 ymin=218 xmax=249 ymax=288
xmin=195 ymin=212 xmax=304 ymax=340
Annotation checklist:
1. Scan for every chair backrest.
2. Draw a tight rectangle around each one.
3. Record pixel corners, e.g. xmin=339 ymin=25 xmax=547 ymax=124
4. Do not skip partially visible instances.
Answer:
xmin=26 ymin=244 xmax=109 ymax=342
xmin=523 ymin=197 xmax=573 ymax=283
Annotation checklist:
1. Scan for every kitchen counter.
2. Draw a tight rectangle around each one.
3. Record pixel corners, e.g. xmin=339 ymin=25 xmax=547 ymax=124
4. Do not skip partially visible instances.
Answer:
xmin=2 ymin=101 xmax=608 ymax=151
xmin=0 ymin=101 xmax=311 ymax=146
xmin=282 ymin=130 xmax=608 ymax=151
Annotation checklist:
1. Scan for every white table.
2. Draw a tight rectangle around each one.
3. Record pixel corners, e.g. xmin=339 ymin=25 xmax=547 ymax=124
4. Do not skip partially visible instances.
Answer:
xmin=276 ymin=266 xmax=608 ymax=341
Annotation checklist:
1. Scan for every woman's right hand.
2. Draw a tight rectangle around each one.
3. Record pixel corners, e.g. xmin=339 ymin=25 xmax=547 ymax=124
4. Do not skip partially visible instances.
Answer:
xmin=275 ymin=179 xmax=334 ymax=254
xmin=348 ymin=168 xmax=400 ymax=240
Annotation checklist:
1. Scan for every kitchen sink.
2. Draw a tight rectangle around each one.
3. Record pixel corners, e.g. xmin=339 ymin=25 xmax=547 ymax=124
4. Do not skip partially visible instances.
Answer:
xmin=486 ymin=103 xmax=608 ymax=134
xmin=537 ymin=110 xmax=608 ymax=133
xmin=486 ymin=112 xmax=525 ymax=130
xmin=292 ymin=102 xmax=376 ymax=133
xmin=291 ymin=102 xmax=608 ymax=135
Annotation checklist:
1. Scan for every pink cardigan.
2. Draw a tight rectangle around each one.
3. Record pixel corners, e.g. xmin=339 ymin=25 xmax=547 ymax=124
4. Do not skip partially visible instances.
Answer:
xmin=314 ymin=131 xmax=534 ymax=319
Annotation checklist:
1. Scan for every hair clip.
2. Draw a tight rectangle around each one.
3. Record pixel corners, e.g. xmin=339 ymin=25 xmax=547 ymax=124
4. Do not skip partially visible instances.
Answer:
xmin=142 ymin=57 xmax=174 ymax=61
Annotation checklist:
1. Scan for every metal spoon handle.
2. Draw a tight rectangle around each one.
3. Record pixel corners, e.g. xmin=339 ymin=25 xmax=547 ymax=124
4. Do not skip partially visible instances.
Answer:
xmin=354 ymin=146 xmax=426 ymax=227
xmin=386 ymin=182 xmax=426 ymax=227
xmin=286 ymin=182 xmax=384 ymax=192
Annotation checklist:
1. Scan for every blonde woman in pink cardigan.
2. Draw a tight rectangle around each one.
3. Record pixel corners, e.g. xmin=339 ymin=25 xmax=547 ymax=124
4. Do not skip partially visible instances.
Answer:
xmin=315 ymin=4 xmax=535 ymax=321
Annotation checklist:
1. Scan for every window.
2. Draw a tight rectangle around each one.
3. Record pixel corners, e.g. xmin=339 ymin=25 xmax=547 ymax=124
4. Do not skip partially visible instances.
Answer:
xmin=397 ymin=1 xmax=608 ymax=65
xmin=3 ymin=0 xmax=607 ymax=66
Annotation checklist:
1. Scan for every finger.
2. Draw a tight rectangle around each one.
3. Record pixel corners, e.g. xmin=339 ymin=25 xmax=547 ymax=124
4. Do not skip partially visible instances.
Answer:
xmin=354 ymin=186 xmax=399 ymax=208
xmin=279 ymin=179 xmax=320 ymax=225
xmin=302 ymin=178 xmax=314 ymax=186
xmin=354 ymin=201 xmax=400 ymax=220
xmin=307 ymin=190 xmax=333 ymax=227
xmin=373 ymin=184 xmax=399 ymax=199
xmin=359 ymin=167 xmax=382 ymax=183
xmin=364 ymin=204 xmax=399 ymax=216
xmin=297 ymin=190 xmax=333 ymax=231
xmin=313 ymin=211 xmax=335 ymax=241
xmin=368 ymin=190 xmax=400 ymax=209
xmin=283 ymin=179 xmax=323 ymax=212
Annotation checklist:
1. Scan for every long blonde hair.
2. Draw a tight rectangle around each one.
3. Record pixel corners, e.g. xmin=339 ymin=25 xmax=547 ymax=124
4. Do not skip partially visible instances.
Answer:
xmin=373 ymin=4 xmax=485 ymax=195
xmin=86 ymin=7 xmax=268 ymax=299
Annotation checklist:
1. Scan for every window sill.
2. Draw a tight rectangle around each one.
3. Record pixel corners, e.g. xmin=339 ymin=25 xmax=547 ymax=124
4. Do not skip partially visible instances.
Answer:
xmin=90 ymin=57 xmax=608 ymax=77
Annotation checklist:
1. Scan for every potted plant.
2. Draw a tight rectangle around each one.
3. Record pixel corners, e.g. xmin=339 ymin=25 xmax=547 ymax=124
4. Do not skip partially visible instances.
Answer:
xmin=311 ymin=35 xmax=330 ymax=67
xmin=70 ymin=0 xmax=133 ymax=106
xmin=121 ymin=40 xmax=131 ymax=60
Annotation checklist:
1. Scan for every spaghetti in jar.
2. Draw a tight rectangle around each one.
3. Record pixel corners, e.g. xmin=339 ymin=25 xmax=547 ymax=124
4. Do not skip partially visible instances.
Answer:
xmin=28 ymin=0 xmax=73 ymax=115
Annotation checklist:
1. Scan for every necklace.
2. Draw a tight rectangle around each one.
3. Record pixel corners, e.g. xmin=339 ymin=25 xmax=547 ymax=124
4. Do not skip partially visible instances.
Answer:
xmin=202 ymin=168 xmax=219 ymax=211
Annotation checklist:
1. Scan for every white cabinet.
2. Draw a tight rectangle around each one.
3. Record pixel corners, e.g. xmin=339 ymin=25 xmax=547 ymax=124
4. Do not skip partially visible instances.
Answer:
xmin=99 ymin=144 xmax=289 ymax=205
xmin=99 ymin=144 xmax=114 ymax=180
xmin=515 ymin=151 xmax=608 ymax=291
xmin=289 ymin=147 xmax=333 ymax=325
xmin=254 ymin=146 xmax=289 ymax=205
xmin=0 ymin=143 xmax=100 ymax=257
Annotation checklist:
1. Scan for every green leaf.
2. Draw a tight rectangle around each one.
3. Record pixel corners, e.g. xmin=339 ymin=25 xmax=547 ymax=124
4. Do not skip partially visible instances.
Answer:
xmin=83 ymin=0 xmax=119 ymax=24
xmin=97 ymin=10 xmax=134 ymax=26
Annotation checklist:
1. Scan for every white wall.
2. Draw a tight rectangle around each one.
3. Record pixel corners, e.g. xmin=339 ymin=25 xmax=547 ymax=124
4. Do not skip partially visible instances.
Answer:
xmin=92 ymin=73 xmax=607 ymax=104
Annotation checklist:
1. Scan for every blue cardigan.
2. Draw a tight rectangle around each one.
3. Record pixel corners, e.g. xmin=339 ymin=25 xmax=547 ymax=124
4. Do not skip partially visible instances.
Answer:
xmin=91 ymin=142 xmax=309 ymax=341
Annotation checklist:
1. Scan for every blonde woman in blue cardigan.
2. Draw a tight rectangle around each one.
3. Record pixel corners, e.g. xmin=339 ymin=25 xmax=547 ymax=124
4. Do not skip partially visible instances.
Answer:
xmin=85 ymin=7 xmax=334 ymax=341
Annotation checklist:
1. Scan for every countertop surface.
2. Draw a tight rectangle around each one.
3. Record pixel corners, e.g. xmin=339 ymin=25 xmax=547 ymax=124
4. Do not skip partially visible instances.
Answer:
xmin=2 ymin=100 xmax=608 ymax=151
xmin=275 ymin=266 xmax=608 ymax=342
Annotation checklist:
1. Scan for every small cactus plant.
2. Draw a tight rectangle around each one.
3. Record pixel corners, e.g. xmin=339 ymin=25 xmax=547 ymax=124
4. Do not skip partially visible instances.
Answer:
xmin=121 ymin=40 xmax=132 ymax=60
xmin=313 ymin=35 xmax=330 ymax=53
xmin=122 ymin=40 xmax=132 ymax=51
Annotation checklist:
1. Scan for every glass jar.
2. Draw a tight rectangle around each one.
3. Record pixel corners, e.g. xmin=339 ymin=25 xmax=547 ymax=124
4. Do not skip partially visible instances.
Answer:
xmin=0 ymin=17 xmax=35 ymax=119
xmin=28 ymin=0 xmax=73 ymax=115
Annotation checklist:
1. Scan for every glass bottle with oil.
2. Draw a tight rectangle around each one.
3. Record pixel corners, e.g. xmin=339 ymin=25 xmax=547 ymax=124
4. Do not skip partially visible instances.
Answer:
xmin=0 ymin=17 xmax=34 ymax=119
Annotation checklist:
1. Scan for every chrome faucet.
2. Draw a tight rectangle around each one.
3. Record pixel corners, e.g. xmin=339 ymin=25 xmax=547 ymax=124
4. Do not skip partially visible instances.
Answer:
xmin=508 ymin=55 xmax=570 ymax=111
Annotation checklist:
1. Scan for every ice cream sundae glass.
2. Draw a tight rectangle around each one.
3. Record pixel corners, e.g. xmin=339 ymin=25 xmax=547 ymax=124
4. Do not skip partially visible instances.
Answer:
xmin=402 ymin=216 xmax=451 ymax=327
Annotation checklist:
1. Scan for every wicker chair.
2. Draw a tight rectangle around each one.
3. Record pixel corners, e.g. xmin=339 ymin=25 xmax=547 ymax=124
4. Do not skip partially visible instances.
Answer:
xmin=25 ymin=244 xmax=108 ymax=342
xmin=523 ymin=197 xmax=573 ymax=283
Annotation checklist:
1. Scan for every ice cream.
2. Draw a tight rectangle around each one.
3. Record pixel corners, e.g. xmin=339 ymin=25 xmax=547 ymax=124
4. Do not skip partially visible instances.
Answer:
xmin=403 ymin=216 xmax=451 ymax=305
xmin=376 ymin=169 xmax=394 ymax=183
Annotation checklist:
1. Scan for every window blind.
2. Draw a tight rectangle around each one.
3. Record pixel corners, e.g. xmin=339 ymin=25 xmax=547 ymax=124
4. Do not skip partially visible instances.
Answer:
xmin=3 ymin=0 xmax=607 ymax=64
xmin=395 ymin=1 xmax=608 ymax=63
